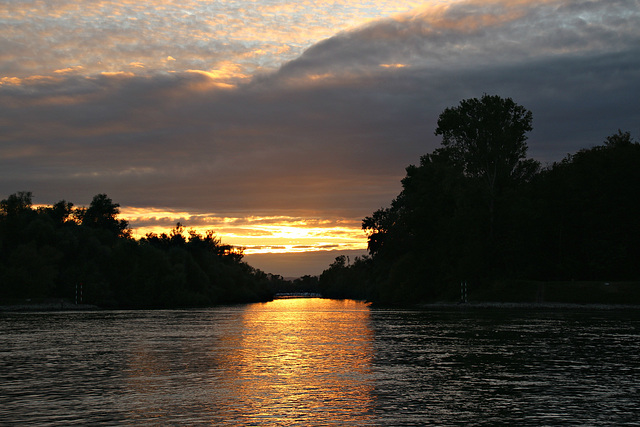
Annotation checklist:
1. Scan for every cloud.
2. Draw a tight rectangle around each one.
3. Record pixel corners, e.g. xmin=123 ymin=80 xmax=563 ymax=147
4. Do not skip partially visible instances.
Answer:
xmin=2 ymin=0 xmax=639 ymax=226
xmin=54 ymin=66 xmax=85 ymax=74
xmin=275 ymin=0 xmax=639 ymax=79
xmin=0 ymin=0 xmax=428 ymax=81
xmin=268 ymin=0 xmax=640 ymax=160
xmin=115 ymin=207 xmax=369 ymax=259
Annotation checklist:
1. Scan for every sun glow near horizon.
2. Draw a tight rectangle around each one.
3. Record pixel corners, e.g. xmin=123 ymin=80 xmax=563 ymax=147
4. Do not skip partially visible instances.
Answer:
xmin=118 ymin=207 xmax=368 ymax=255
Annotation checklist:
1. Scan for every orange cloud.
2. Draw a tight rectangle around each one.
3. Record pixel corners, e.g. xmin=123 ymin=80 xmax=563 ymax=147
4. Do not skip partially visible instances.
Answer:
xmin=54 ymin=65 xmax=85 ymax=74
xmin=398 ymin=0 xmax=564 ymax=33
xmin=379 ymin=63 xmax=408 ymax=68
xmin=0 ymin=77 xmax=22 ymax=86
xmin=100 ymin=71 xmax=135 ymax=77
xmin=186 ymin=62 xmax=250 ymax=88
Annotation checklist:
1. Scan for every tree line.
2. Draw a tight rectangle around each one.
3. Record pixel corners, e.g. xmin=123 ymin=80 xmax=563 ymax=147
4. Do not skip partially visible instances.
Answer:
xmin=318 ymin=95 xmax=640 ymax=304
xmin=3 ymin=95 xmax=638 ymax=307
xmin=0 ymin=193 xmax=285 ymax=307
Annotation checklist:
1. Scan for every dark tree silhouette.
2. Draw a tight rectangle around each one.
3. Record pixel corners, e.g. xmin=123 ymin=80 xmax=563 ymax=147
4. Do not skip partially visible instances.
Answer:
xmin=604 ymin=129 xmax=633 ymax=148
xmin=1 ymin=193 xmax=283 ymax=306
xmin=435 ymin=94 xmax=538 ymax=237
xmin=0 ymin=191 xmax=33 ymax=218
xmin=43 ymin=200 xmax=75 ymax=225
xmin=328 ymin=95 xmax=640 ymax=305
xmin=79 ymin=194 xmax=130 ymax=237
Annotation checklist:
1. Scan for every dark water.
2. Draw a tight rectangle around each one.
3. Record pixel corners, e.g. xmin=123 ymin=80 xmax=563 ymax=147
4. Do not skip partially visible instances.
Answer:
xmin=1 ymin=299 xmax=639 ymax=425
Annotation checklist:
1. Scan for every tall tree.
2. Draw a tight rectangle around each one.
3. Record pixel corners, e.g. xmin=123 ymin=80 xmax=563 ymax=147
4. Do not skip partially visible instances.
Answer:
xmin=434 ymin=94 xmax=537 ymax=237
xmin=80 ymin=194 xmax=130 ymax=237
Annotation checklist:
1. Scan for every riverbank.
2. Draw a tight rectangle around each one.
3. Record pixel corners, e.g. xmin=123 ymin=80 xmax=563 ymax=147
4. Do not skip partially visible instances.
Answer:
xmin=419 ymin=302 xmax=640 ymax=310
xmin=467 ymin=280 xmax=640 ymax=306
xmin=0 ymin=298 xmax=99 ymax=312
xmin=373 ymin=280 xmax=640 ymax=309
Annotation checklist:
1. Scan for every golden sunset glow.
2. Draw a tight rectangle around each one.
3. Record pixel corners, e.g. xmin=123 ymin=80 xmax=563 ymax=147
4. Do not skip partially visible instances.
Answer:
xmin=118 ymin=207 xmax=368 ymax=255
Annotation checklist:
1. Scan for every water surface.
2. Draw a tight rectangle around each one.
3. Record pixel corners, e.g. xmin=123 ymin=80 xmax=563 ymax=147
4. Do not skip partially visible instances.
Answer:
xmin=1 ymin=299 xmax=639 ymax=425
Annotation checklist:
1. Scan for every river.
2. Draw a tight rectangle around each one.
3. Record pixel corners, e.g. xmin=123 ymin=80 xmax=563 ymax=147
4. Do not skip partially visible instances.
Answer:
xmin=1 ymin=298 xmax=639 ymax=425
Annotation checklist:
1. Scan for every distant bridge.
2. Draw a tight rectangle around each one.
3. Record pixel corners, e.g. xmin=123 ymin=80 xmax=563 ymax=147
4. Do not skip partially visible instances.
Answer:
xmin=274 ymin=292 xmax=323 ymax=299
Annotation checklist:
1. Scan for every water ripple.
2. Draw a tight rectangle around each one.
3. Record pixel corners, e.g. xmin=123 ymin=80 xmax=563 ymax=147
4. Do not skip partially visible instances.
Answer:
xmin=1 ymin=303 xmax=639 ymax=425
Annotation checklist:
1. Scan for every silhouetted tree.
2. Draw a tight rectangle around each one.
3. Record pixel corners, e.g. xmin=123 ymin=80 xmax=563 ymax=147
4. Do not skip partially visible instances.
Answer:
xmin=1 ymin=192 xmax=276 ymax=306
xmin=318 ymin=255 xmax=372 ymax=300
xmin=79 ymin=194 xmax=130 ymax=237
xmin=435 ymin=94 xmax=538 ymax=238
xmin=0 ymin=191 xmax=33 ymax=218
xmin=350 ymin=96 xmax=543 ymax=303
xmin=530 ymin=130 xmax=640 ymax=280
xmin=362 ymin=207 xmax=396 ymax=255
xmin=604 ymin=129 xmax=633 ymax=148
xmin=42 ymin=200 xmax=75 ymax=225
xmin=0 ymin=192 xmax=37 ymax=250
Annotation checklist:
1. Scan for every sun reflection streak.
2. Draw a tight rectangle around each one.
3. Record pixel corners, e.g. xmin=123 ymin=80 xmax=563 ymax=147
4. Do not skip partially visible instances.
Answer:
xmin=121 ymin=300 xmax=376 ymax=423
xmin=214 ymin=299 xmax=376 ymax=424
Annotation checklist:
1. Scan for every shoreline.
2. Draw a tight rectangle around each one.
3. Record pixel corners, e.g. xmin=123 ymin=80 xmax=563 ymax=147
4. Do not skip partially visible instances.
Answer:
xmin=0 ymin=299 xmax=99 ymax=312
xmin=3 ymin=299 xmax=639 ymax=312
xmin=418 ymin=301 xmax=640 ymax=310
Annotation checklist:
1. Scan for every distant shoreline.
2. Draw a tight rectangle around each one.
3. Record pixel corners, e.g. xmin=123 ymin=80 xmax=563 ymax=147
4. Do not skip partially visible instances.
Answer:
xmin=417 ymin=302 xmax=640 ymax=310
xmin=3 ymin=298 xmax=640 ymax=312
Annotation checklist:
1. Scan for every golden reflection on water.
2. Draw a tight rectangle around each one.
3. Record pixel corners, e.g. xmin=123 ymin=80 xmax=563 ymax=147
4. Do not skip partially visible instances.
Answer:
xmin=216 ymin=298 xmax=375 ymax=424
xmin=121 ymin=299 xmax=375 ymax=424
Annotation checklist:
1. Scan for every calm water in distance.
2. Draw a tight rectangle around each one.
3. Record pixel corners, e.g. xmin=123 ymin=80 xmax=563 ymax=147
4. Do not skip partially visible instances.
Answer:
xmin=1 ymin=298 xmax=640 ymax=425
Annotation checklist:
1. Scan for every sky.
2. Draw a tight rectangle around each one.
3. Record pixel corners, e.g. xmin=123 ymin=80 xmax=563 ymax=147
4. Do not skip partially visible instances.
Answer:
xmin=2 ymin=0 xmax=639 ymax=277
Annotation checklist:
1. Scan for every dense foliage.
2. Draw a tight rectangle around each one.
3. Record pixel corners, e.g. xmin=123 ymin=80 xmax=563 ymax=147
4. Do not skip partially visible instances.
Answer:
xmin=319 ymin=96 xmax=640 ymax=304
xmin=0 ymin=193 xmax=283 ymax=307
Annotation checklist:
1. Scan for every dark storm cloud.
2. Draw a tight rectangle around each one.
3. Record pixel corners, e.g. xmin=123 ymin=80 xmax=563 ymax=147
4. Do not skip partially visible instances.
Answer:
xmin=2 ymin=0 xmax=639 ymax=218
